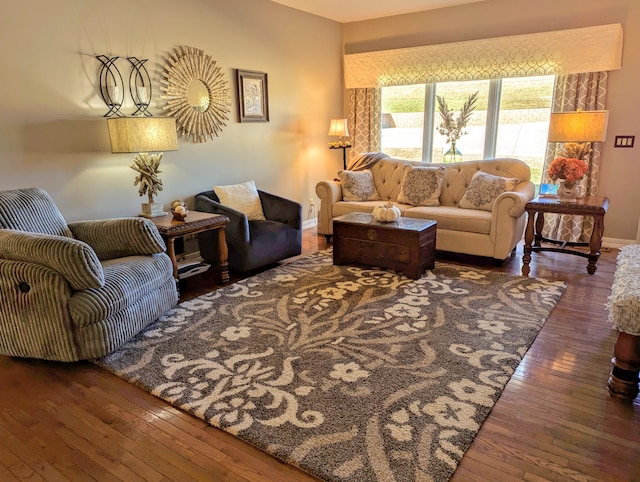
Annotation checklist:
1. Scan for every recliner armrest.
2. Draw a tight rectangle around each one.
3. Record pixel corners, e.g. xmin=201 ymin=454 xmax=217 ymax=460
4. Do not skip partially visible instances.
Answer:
xmin=68 ymin=217 xmax=166 ymax=260
xmin=0 ymin=229 xmax=104 ymax=290
xmin=259 ymin=190 xmax=302 ymax=228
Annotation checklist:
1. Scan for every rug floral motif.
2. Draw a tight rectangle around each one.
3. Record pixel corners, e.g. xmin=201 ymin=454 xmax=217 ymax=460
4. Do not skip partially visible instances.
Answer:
xmin=95 ymin=249 xmax=566 ymax=482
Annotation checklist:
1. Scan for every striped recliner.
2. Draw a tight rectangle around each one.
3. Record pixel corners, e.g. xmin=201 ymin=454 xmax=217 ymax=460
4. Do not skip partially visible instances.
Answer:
xmin=0 ymin=187 xmax=178 ymax=361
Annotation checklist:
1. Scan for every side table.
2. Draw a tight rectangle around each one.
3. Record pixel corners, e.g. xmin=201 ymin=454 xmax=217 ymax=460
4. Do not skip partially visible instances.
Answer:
xmin=150 ymin=211 xmax=230 ymax=285
xmin=522 ymin=195 xmax=609 ymax=276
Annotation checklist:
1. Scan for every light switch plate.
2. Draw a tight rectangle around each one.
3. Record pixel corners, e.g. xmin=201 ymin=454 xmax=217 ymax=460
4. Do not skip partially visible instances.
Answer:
xmin=614 ymin=135 xmax=635 ymax=148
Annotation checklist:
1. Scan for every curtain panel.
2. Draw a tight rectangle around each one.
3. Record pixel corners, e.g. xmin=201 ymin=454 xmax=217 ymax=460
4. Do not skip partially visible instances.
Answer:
xmin=345 ymin=24 xmax=623 ymax=89
xmin=347 ymin=88 xmax=381 ymax=167
xmin=541 ymin=72 xmax=608 ymax=243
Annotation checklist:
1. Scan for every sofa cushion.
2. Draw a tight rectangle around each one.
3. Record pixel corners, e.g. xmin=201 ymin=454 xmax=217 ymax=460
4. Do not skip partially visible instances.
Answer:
xmin=68 ymin=253 xmax=173 ymax=327
xmin=459 ymin=171 xmax=519 ymax=211
xmin=214 ymin=181 xmax=266 ymax=221
xmin=339 ymin=169 xmax=380 ymax=202
xmin=397 ymin=165 xmax=444 ymax=206
xmin=405 ymin=205 xmax=491 ymax=234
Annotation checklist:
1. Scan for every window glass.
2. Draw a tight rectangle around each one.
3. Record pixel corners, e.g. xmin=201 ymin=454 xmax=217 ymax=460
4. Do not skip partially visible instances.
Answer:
xmin=495 ymin=76 xmax=555 ymax=189
xmin=380 ymin=75 xmax=556 ymax=188
xmin=432 ymin=80 xmax=489 ymax=163
xmin=380 ymin=84 xmax=425 ymax=162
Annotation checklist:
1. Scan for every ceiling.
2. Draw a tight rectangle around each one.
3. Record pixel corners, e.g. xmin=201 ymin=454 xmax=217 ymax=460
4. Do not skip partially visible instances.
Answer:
xmin=270 ymin=0 xmax=489 ymax=23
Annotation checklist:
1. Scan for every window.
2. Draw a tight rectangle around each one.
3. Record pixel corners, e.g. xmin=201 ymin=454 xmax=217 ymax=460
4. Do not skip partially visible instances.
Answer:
xmin=381 ymin=75 xmax=555 ymax=187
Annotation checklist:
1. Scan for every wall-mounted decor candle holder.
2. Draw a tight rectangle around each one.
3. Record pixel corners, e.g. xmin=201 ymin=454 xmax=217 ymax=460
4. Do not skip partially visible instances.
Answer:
xmin=127 ymin=56 xmax=152 ymax=117
xmin=96 ymin=55 xmax=124 ymax=117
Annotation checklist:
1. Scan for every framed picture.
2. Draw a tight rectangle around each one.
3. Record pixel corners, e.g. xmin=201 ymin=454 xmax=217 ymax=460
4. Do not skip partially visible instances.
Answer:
xmin=539 ymin=183 xmax=559 ymax=198
xmin=236 ymin=69 xmax=269 ymax=122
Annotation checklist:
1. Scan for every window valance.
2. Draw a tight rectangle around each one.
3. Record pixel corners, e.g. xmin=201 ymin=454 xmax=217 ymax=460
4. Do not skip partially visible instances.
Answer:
xmin=344 ymin=24 xmax=623 ymax=88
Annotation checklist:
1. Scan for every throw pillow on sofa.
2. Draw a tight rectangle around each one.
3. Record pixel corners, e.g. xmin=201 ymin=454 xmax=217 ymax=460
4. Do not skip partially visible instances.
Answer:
xmin=397 ymin=165 xmax=445 ymax=206
xmin=214 ymin=180 xmax=266 ymax=221
xmin=338 ymin=169 xmax=380 ymax=202
xmin=459 ymin=171 xmax=519 ymax=211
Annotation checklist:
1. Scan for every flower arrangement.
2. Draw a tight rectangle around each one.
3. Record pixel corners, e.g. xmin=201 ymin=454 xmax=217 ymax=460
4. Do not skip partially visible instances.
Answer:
xmin=436 ymin=91 xmax=479 ymax=146
xmin=547 ymin=157 xmax=589 ymax=183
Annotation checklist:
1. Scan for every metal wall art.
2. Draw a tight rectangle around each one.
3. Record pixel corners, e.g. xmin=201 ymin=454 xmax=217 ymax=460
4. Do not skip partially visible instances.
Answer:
xmin=96 ymin=55 xmax=124 ymax=117
xmin=127 ymin=56 xmax=152 ymax=117
xmin=160 ymin=46 xmax=231 ymax=143
xmin=96 ymin=55 xmax=153 ymax=117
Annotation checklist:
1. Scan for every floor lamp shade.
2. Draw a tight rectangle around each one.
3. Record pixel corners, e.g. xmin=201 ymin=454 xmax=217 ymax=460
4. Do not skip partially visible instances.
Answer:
xmin=328 ymin=118 xmax=349 ymax=137
xmin=107 ymin=117 xmax=178 ymax=153
xmin=548 ymin=111 xmax=609 ymax=143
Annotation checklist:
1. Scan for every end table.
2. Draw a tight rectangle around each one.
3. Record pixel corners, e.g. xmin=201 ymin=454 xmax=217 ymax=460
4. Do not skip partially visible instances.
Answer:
xmin=522 ymin=195 xmax=609 ymax=276
xmin=149 ymin=211 xmax=230 ymax=285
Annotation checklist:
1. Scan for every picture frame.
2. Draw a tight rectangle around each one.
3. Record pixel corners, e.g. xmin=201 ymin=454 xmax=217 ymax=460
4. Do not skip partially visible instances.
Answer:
xmin=236 ymin=69 xmax=269 ymax=122
xmin=539 ymin=183 xmax=559 ymax=198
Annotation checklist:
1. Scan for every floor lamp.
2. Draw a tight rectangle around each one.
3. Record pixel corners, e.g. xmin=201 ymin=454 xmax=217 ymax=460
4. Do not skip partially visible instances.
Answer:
xmin=328 ymin=118 xmax=351 ymax=170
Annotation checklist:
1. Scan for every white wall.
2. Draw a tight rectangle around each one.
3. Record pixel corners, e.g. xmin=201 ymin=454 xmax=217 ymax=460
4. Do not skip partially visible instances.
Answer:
xmin=0 ymin=0 xmax=344 ymax=222
xmin=344 ymin=0 xmax=640 ymax=243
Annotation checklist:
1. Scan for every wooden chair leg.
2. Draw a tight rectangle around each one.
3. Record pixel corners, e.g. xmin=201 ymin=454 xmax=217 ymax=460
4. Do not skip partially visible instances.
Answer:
xmin=608 ymin=331 xmax=640 ymax=401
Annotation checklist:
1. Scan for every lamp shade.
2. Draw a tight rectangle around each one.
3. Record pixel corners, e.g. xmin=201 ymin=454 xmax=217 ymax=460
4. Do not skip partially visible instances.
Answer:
xmin=328 ymin=118 xmax=349 ymax=137
xmin=548 ymin=111 xmax=609 ymax=143
xmin=107 ymin=117 xmax=178 ymax=153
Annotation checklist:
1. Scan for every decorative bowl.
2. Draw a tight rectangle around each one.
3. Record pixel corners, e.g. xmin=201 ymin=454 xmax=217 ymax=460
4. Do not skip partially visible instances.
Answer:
xmin=171 ymin=208 xmax=188 ymax=221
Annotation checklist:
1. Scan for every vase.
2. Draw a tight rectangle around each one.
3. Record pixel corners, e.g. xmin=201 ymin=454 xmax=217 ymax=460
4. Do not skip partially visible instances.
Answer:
xmin=557 ymin=180 xmax=580 ymax=202
xmin=443 ymin=142 xmax=462 ymax=163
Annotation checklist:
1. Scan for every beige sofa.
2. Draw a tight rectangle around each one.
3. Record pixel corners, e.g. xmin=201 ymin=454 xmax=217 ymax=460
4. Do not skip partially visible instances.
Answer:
xmin=315 ymin=154 xmax=535 ymax=262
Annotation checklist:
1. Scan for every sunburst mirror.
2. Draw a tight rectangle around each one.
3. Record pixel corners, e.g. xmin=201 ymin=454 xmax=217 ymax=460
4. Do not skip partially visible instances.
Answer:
xmin=160 ymin=46 xmax=230 ymax=143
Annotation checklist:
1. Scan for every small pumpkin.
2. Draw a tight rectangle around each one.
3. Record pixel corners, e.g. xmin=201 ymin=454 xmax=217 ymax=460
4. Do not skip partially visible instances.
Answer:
xmin=372 ymin=201 xmax=401 ymax=222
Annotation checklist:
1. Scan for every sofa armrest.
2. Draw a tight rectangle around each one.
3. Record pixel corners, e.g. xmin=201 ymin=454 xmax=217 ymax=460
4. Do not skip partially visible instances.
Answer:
xmin=489 ymin=181 xmax=535 ymax=258
xmin=68 ymin=217 xmax=166 ymax=260
xmin=195 ymin=193 xmax=250 ymax=244
xmin=259 ymin=190 xmax=302 ymax=229
xmin=492 ymin=181 xmax=535 ymax=218
xmin=315 ymin=180 xmax=343 ymax=235
xmin=0 ymin=229 xmax=104 ymax=290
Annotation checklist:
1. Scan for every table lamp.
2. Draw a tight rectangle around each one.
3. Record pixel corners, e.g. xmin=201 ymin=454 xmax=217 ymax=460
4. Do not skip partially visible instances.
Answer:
xmin=107 ymin=117 xmax=178 ymax=217
xmin=548 ymin=110 xmax=609 ymax=160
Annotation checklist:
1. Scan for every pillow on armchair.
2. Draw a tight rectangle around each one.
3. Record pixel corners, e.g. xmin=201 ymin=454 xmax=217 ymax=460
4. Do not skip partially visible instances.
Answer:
xmin=213 ymin=180 xmax=266 ymax=221
xmin=196 ymin=186 xmax=302 ymax=273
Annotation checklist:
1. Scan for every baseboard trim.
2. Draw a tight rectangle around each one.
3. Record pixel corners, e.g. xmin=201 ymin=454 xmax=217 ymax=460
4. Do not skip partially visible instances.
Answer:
xmin=302 ymin=218 xmax=317 ymax=230
xmin=603 ymin=237 xmax=637 ymax=249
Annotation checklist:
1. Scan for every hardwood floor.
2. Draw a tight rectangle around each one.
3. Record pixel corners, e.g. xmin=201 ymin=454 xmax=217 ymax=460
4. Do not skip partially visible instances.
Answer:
xmin=1 ymin=229 xmax=638 ymax=481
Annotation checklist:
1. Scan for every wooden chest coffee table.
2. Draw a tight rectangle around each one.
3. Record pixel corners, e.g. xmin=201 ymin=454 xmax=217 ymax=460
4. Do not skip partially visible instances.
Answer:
xmin=333 ymin=212 xmax=437 ymax=279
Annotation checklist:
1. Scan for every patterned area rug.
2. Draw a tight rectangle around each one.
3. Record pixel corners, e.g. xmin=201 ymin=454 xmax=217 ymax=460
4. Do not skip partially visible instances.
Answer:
xmin=95 ymin=249 xmax=566 ymax=481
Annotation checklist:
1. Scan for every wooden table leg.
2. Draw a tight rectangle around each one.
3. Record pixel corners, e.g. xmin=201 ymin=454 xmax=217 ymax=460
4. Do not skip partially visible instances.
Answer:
xmin=534 ymin=211 xmax=544 ymax=247
xmin=522 ymin=209 xmax=535 ymax=276
xmin=165 ymin=237 xmax=178 ymax=280
xmin=587 ymin=214 xmax=605 ymax=275
xmin=217 ymin=227 xmax=229 ymax=284
xmin=608 ymin=331 xmax=640 ymax=401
